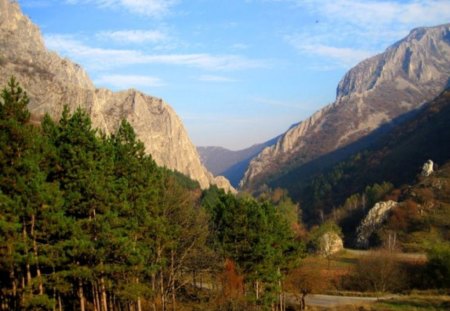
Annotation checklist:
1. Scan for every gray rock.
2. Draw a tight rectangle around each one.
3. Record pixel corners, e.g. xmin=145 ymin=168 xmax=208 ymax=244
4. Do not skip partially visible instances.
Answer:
xmin=0 ymin=0 xmax=234 ymax=192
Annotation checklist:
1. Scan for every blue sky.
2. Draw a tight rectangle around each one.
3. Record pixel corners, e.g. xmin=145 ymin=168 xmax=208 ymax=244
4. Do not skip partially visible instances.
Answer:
xmin=18 ymin=0 xmax=450 ymax=150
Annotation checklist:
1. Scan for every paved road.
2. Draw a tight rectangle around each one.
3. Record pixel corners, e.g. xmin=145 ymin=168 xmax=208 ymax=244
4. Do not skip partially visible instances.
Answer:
xmin=286 ymin=293 xmax=389 ymax=308
xmin=345 ymin=249 xmax=426 ymax=261
xmin=306 ymin=294 xmax=380 ymax=308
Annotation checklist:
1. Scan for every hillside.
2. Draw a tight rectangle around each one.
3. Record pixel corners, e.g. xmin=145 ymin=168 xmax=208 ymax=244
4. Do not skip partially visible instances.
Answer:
xmin=197 ymin=136 xmax=279 ymax=187
xmin=241 ymin=24 xmax=450 ymax=191
xmin=371 ymin=161 xmax=450 ymax=251
xmin=0 ymin=0 xmax=233 ymax=191
xmin=279 ymin=85 xmax=450 ymax=229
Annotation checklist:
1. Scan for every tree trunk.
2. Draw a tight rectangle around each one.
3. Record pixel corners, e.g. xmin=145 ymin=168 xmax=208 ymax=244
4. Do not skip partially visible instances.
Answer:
xmin=136 ymin=278 xmax=142 ymax=311
xmin=300 ymin=292 xmax=306 ymax=311
xmin=151 ymin=274 xmax=157 ymax=311
xmin=160 ymin=270 xmax=165 ymax=311
xmin=100 ymin=276 xmax=108 ymax=311
xmin=255 ymin=280 xmax=259 ymax=300
xmin=170 ymin=250 xmax=176 ymax=311
xmin=108 ymin=292 xmax=114 ymax=311
xmin=79 ymin=279 xmax=85 ymax=311
xmin=31 ymin=214 xmax=44 ymax=295
xmin=58 ymin=293 xmax=62 ymax=311
xmin=92 ymin=283 xmax=99 ymax=311
xmin=22 ymin=222 xmax=32 ymax=288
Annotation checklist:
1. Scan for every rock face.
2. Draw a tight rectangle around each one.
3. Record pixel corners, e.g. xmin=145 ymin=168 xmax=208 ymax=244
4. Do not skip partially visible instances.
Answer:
xmin=356 ymin=200 xmax=398 ymax=248
xmin=0 ymin=0 xmax=234 ymax=192
xmin=317 ymin=232 xmax=344 ymax=256
xmin=241 ymin=24 xmax=450 ymax=189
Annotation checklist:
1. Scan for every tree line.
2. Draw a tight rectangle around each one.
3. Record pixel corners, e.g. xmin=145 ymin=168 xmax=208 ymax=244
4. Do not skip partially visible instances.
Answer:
xmin=0 ymin=78 xmax=303 ymax=311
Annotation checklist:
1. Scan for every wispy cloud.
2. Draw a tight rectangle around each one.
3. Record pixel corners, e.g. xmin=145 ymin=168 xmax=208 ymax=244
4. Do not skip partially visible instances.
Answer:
xmin=97 ymin=30 xmax=168 ymax=44
xmin=298 ymin=0 xmax=450 ymax=29
xmin=198 ymin=75 xmax=237 ymax=82
xmin=281 ymin=0 xmax=450 ymax=69
xmin=285 ymin=35 xmax=374 ymax=67
xmin=65 ymin=0 xmax=178 ymax=17
xmin=45 ymin=35 xmax=267 ymax=71
xmin=95 ymin=74 xmax=165 ymax=89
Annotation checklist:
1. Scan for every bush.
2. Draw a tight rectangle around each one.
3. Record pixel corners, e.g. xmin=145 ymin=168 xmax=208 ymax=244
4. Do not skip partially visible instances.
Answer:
xmin=425 ymin=243 xmax=450 ymax=289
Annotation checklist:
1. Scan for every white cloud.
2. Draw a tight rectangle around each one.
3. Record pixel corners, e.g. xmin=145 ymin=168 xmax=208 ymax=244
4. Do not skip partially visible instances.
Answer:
xmin=293 ymin=0 xmax=450 ymax=27
xmin=95 ymin=74 xmax=164 ymax=88
xmin=286 ymin=35 xmax=374 ymax=67
xmin=198 ymin=75 xmax=237 ymax=82
xmin=65 ymin=0 xmax=178 ymax=17
xmin=45 ymin=35 xmax=267 ymax=71
xmin=97 ymin=30 xmax=168 ymax=44
xmin=281 ymin=0 xmax=450 ymax=69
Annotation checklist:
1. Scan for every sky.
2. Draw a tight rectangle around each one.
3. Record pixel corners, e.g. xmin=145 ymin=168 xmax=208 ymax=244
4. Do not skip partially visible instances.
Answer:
xmin=18 ymin=0 xmax=450 ymax=150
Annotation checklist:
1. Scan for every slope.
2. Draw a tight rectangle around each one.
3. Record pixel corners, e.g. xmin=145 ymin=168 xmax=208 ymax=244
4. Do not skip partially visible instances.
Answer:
xmin=0 ymin=0 xmax=233 ymax=191
xmin=278 ymin=85 xmax=450 ymax=223
xmin=241 ymin=24 xmax=450 ymax=191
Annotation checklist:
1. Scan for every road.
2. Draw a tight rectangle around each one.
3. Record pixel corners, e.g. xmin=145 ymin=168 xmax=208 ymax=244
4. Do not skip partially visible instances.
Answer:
xmin=345 ymin=249 xmax=426 ymax=261
xmin=286 ymin=293 xmax=392 ymax=309
xmin=306 ymin=294 xmax=380 ymax=308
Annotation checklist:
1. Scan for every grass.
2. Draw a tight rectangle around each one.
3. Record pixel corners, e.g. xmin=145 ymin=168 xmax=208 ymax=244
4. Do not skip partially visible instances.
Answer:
xmin=372 ymin=295 xmax=450 ymax=311
xmin=298 ymin=295 xmax=450 ymax=311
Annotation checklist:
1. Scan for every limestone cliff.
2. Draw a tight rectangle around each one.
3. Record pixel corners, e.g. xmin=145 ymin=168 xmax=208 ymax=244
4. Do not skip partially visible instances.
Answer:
xmin=241 ymin=24 xmax=450 ymax=189
xmin=0 ymin=0 xmax=234 ymax=192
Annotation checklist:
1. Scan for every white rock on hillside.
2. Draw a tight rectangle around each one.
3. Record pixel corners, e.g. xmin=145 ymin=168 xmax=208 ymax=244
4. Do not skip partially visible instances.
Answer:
xmin=318 ymin=231 xmax=344 ymax=256
xmin=356 ymin=200 xmax=398 ymax=248
xmin=421 ymin=159 xmax=434 ymax=177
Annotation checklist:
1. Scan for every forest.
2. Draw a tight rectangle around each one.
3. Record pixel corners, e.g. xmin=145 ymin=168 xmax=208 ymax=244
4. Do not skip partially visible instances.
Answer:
xmin=2 ymin=77 xmax=450 ymax=311
xmin=0 ymin=78 xmax=304 ymax=311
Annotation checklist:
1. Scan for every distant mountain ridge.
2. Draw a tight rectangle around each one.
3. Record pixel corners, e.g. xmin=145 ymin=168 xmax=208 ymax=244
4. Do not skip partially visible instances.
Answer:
xmin=241 ymin=24 xmax=450 ymax=190
xmin=197 ymin=135 xmax=279 ymax=187
xmin=0 ymin=0 xmax=234 ymax=192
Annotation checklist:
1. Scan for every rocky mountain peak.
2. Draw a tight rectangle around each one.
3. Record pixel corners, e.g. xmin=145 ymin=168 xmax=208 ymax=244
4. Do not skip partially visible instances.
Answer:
xmin=242 ymin=23 xmax=450 ymax=190
xmin=0 ymin=0 xmax=234 ymax=192
xmin=336 ymin=23 xmax=450 ymax=100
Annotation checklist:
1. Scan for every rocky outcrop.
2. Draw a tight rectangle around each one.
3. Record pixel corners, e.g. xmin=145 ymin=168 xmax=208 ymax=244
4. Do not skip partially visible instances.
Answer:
xmin=356 ymin=200 xmax=398 ymax=248
xmin=317 ymin=231 xmax=344 ymax=256
xmin=421 ymin=159 xmax=435 ymax=177
xmin=0 ymin=0 xmax=234 ymax=192
xmin=241 ymin=24 xmax=450 ymax=189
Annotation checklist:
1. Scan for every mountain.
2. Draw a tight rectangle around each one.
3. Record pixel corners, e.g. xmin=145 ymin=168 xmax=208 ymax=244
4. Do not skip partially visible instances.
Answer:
xmin=197 ymin=136 xmax=279 ymax=187
xmin=0 ymin=0 xmax=234 ymax=192
xmin=241 ymin=24 xmax=450 ymax=190
xmin=280 ymin=84 xmax=450 ymax=225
